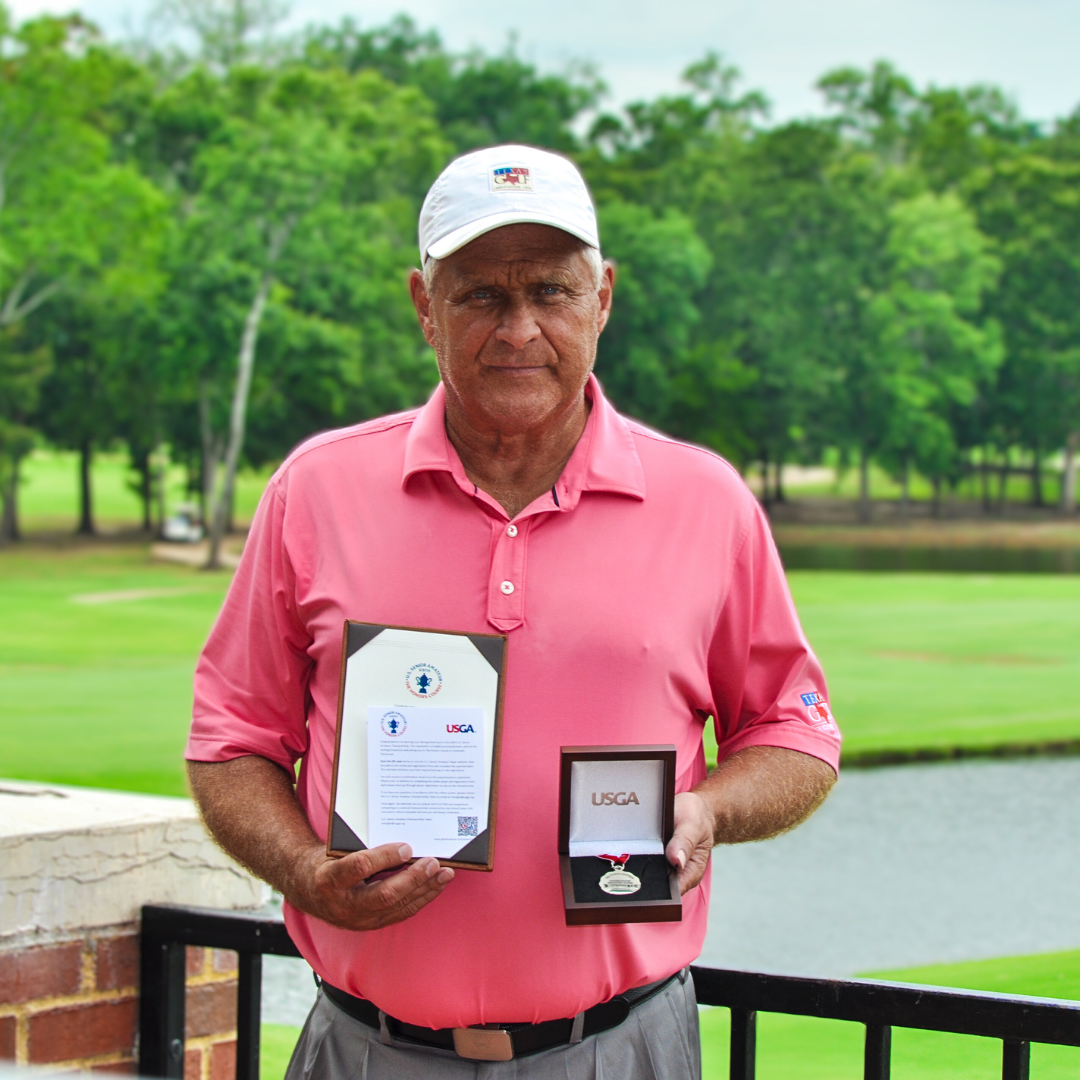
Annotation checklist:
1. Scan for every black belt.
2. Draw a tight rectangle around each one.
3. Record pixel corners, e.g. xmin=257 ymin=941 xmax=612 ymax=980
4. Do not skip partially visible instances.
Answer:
xmin=321 ymin=971 xmax=683 ymax=1061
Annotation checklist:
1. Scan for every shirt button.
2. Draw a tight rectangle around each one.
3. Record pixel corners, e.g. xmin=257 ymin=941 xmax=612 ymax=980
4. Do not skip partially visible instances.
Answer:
xmin=500 ymin=581 xmax=515 ymax=595
xmin=506 ymin=524 xmax=518 ymax=537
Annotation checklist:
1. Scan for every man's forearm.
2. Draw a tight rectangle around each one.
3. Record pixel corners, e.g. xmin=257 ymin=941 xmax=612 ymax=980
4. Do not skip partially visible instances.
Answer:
xmin=695 ymin=744 xmax=836 ymax=844
xmin=188 ymin=756 xmax=321 ymax=902
xmin=188 ymin=756 xmax=455 ymax=930
xmin=667 ymin=744 xmax=836 ymax=893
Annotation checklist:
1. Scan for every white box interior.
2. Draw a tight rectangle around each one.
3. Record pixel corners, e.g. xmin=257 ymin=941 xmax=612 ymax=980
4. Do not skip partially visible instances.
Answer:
xmin=568 ymin=759 xmax=666 ymax=858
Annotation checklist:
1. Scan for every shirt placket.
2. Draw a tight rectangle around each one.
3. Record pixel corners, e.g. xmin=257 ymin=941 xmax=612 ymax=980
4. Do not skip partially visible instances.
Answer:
xmin=486 ymin=515 xmax=530 ymax=632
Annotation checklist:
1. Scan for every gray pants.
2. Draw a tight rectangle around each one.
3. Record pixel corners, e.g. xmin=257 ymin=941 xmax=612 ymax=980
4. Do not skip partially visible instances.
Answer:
xmin=284 ymin=972 xmax=701 ymax=1080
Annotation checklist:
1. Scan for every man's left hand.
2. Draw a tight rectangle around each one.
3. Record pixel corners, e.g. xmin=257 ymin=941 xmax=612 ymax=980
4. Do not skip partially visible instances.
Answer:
xmin=666 ymin=791 xmax=714 ymax=895
xmin=665 ymin=746 xmax=838 ymax=895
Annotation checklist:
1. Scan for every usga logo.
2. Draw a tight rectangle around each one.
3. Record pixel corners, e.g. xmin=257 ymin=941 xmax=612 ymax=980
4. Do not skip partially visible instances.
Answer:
xmin=407 ymin=662 xmax=443 ymax=699
xmin=446 ymin=724 xmax=476 ymax=734
xmin=591 ymin=791 xmax=640 ymax=806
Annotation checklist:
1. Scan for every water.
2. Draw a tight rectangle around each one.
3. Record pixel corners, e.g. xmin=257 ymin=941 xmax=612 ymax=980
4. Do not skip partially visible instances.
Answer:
xmin=702 ymin=756 xmax=1080 ymax=977
xmin=778 ymin=544 xmax=1080 ymax=573
xmin=262 ymin=757 xmax=1080 ymax=1025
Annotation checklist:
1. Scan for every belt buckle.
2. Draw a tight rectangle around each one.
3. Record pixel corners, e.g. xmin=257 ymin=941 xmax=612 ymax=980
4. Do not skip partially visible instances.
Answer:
xmin=452 ymin=1025 xmax=514 ymax=1061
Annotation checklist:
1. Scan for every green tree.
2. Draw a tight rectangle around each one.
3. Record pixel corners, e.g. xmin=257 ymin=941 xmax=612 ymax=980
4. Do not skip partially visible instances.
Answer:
xmin=0 ymin=8 xmax=168 ymax=534
xmin=304 ymin=17 xmax=601 ymax=154
xmin=593 ymin=201 xmax=712 ymax=429
xmin=696 ymin=122 xmax=880 ymax=495
xmin=0 ymin=13 xmax=150 ymax=326
xmin=161 ymin=63 xmax=446 ymax=566
xmin=969 ymin=151 xmax=1080 ymax=510
xmin=872 ymin=192 xmax=1002 ymax=514
xmin=0 ymin=327 xmax=49 ymax=540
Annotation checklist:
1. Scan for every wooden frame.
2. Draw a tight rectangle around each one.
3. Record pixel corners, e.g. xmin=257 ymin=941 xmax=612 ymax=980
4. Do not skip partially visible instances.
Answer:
xmin=326 ymin=620 xmax=508 ymax=871
xmin=558 ymin=744 xmax=682 ymax=925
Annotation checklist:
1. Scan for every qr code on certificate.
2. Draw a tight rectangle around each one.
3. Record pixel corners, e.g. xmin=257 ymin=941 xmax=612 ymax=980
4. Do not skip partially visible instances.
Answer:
xmin=457 ymin=816 xmax=478 ymax=837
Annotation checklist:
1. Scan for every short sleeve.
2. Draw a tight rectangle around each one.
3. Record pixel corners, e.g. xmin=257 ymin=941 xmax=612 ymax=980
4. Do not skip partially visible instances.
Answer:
xmin=707 ymin=502 xmax=841 ymax=772
xmin=186 ymin=478 xmax=313 ymax=770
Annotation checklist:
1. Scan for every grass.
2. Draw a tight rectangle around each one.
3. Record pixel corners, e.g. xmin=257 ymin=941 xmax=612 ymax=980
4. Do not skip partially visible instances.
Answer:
xmin=13 ymin=446 xmax=1065 ymax=538
xmin=256 ymin=951 xmax=1080 ymax=1079
xmin=3 ymin=549 xmax=1080 ymax=793
xmin=745 ymin=454 xmax=1064 ymax=508
xmin=0 ymin=544 xmax=232 ymax=795
xmin=789 ymin=572 xmax=1080 ymax=758
xmin=261 ymin=1025 xmax=301 ymax=1079
xmin=16 ymin=448 xmax=273 ymax=534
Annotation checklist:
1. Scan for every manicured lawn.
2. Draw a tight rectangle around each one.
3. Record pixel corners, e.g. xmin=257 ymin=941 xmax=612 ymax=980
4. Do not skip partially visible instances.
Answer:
xmin=0 ymin=544 xmax=231 ymax=795
xmin=3 ymin=544 xmax=1080 ymax=793
xmin=262 ymin=1025 xmax=301 ymax=1079
xmin=16 ymin=448 xmax=272 ymax=533
xmin=789 ymin=572 xmax=1080 ymax=759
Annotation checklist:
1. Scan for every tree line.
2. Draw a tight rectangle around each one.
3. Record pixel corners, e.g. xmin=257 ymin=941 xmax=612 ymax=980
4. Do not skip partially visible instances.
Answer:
xmin=2 ymin=3 xmax=1079 ymax=556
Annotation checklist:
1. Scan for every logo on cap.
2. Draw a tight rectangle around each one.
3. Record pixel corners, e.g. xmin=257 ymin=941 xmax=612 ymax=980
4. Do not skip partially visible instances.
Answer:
xmin=490 ymin=166 xmax=534 ymax=192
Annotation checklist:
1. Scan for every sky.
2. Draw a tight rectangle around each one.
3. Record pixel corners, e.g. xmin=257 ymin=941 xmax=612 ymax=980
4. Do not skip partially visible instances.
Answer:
xmin=10 ymin=0 xmax=1080 ymax=125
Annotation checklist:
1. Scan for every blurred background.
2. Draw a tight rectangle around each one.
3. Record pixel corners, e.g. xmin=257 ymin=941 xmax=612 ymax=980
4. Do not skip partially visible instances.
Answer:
xmin=2 ymin=0 xmax=1080 ymax=1075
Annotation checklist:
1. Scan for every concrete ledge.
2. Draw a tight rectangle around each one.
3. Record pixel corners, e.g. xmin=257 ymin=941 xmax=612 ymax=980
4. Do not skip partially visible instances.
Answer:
xmin=0 ymin=780 xmax=267 ymax=948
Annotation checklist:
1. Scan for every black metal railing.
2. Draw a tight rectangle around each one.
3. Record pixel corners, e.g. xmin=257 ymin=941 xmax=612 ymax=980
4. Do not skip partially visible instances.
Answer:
xmin=691 ymin=965 xmax=1080 ymax=1080
xmin=139 ymin=904 xmax=302 ymax=1080
xmin=140 ymin=905 xmax=1080 ymax=1080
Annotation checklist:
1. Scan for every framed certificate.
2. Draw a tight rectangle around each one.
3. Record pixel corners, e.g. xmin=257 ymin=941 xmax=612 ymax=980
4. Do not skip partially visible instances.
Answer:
xmin=327 ymin=621 xmax=507 ymax=870
xmin=558 ymin=745 xmax=682 ymax=924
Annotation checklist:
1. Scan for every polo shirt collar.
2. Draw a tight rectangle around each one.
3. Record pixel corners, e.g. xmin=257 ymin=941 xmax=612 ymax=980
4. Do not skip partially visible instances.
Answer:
xmin=402 ymin=374 xmax=646 ymax=510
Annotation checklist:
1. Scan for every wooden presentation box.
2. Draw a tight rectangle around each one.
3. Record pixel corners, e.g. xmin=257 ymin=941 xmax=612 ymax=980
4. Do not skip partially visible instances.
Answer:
xmin=558 ymin=744 xmax=682 ymax=926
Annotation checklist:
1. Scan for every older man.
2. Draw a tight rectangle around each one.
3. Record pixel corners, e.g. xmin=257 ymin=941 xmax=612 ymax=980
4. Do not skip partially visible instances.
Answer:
xmin=186 ymin=144 xmax=840 ymax=1079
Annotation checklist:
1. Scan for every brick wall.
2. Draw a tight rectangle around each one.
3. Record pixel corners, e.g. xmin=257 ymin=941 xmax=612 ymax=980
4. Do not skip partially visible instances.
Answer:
xmin=0 ymin=929 xmax=239 ymax=1076
xmin=183 ymin=943 xmax=239 ymax=1080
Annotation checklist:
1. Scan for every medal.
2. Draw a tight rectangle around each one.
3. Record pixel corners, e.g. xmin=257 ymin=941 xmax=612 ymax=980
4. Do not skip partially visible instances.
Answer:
xmin=598 ymin=853 xmax=642 ymax=896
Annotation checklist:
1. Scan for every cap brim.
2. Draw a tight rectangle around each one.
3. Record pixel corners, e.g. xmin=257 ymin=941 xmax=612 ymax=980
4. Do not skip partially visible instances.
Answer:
xmin=426 ymin=210 xmax=599 ymax=261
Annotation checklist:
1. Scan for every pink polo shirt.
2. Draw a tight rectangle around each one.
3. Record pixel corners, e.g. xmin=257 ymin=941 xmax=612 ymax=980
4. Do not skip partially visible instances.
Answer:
xmin=187 ymin=375 xmax=840 ymax=1029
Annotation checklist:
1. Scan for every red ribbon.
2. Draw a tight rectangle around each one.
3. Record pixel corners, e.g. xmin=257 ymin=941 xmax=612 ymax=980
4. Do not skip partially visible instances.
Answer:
xmin=601 ymin=854 xmax=631 ymax=867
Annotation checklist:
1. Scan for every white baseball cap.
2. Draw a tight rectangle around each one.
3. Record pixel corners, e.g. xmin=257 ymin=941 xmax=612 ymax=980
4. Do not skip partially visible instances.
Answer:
xmin=418 ymin=144 xmax=600 ymax=264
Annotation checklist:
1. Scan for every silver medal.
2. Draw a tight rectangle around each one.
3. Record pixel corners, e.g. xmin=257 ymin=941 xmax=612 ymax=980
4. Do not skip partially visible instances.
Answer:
xmin=599 ymin=868 xmax=642 ymax=896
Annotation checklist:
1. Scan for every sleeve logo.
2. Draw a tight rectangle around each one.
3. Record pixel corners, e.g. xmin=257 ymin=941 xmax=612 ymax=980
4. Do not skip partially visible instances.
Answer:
xmin=800 ymin=691 xmax=836 ymax=728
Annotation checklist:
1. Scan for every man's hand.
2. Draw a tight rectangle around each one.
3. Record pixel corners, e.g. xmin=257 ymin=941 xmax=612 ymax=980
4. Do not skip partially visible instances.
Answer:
xmin=188 ymin=756 xmax=454 ymax=931
xmin=293 ymin=842 xmax=454 ymax=931
xmin=666 ymin=791 xmax=714 ymax=894
xmin=665 ymin=745 xmax=836 ymax=895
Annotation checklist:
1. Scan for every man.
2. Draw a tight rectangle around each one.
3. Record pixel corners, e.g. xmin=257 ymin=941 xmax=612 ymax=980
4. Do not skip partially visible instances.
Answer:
xmin=186 ymin=144 xmax=840 ymax=1079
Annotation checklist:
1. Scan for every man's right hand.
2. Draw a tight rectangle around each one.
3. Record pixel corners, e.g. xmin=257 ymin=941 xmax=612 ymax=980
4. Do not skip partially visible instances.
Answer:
xmin=187 ymin=756 xmax=455 ymax=931
xmin=293 ymin=842 xmax=454 ymax=931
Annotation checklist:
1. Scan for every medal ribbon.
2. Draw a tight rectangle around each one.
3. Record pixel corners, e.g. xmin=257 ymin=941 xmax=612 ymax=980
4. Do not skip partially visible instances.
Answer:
xmin=601 ymin=853 xmax=631 ymax=870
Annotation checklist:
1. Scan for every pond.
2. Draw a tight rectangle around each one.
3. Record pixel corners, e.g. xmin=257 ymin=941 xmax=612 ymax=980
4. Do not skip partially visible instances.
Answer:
xmin=262 ymin=757 xmax=1080 ymax=1024
xmin=778 ymin=544 xmax=1080 ymax=573
xmin=703 ymin=756 xmax=1080 ymax=976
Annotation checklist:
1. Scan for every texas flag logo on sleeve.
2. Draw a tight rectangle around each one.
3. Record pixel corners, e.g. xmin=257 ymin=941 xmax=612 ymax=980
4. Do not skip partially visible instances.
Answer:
xmin=800 ymin=691 xmax=837 ymax=730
